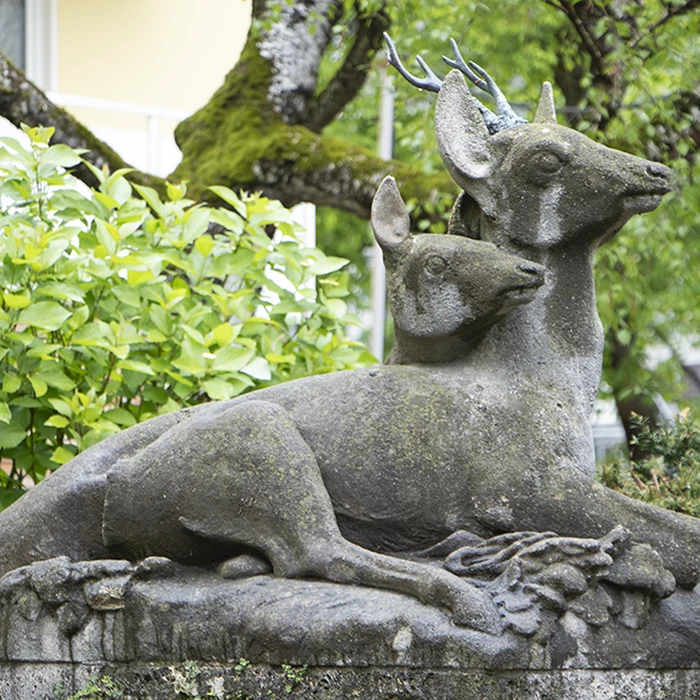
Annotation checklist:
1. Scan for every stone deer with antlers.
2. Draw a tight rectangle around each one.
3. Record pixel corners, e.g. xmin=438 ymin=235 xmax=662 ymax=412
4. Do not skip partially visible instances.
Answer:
xmin=0 ymin=39 xmax=698 ymax=635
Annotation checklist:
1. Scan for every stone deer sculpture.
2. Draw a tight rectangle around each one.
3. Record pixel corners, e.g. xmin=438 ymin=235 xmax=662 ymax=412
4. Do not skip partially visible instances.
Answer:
xmin=2 ymin=47 xmax=700 ymax=634
xmin=0 ymin=192 xmax=546 ymax=632
xmin=385 ymin=34 xmax=674 ymax=479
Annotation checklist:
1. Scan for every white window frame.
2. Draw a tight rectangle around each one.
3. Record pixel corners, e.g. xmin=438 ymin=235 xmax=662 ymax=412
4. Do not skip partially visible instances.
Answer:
xmin=24 ymin=0 xmax=57 ymax=90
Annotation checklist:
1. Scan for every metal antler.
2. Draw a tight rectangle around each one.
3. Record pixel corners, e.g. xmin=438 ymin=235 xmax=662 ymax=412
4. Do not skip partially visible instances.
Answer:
xmin=383 ymin=32 xmax=443 ymax=93
xmin=384 ymin=34 xmax=528 ymax=135
xmin=442 ymin=38 xmax=488 ymax=91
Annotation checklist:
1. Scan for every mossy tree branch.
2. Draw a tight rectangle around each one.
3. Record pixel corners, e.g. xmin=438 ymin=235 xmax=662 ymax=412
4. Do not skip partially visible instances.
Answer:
xmin=0 ymin=53 xmax=165 ymax=193
xmin=172 ymin=3 xmax=457 ymax=225
xmin=0 ymin=5 xmax=457 ymax=227
xmin=304 ymin=2 xmax=390 ymax=133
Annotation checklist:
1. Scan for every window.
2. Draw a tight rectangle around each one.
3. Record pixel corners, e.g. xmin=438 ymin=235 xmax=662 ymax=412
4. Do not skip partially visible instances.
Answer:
xmin=0 ymin=0 xmax=26 ymax=69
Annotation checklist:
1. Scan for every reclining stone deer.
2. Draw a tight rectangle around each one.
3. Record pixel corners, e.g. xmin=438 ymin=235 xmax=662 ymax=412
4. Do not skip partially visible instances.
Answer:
xmin=0 ymin=184 xmax=550 ymax=633
xmin=1 ymin=42 xmax=699 ymax=635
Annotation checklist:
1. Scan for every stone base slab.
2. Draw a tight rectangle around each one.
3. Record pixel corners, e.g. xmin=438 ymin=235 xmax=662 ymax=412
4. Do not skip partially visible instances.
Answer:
xmin=4 ymin=662 xmax=700 ymax=700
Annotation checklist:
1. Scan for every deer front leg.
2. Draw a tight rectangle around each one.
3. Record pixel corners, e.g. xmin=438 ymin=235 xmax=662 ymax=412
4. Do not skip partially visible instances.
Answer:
xmin=500 ymin=465 xmax=700 ymax=590
xmin=132 ymin=400 xmax=504 ymax=633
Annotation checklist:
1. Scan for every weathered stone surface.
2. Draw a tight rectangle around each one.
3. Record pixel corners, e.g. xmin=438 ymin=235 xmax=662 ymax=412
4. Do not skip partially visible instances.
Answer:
xmin=0 ymin=42 xmax=697 ymax=685
xmin=1 ymin=561 xmax=700 ymax=672
xmin=4 ymin=662 xmax=700 ymax=700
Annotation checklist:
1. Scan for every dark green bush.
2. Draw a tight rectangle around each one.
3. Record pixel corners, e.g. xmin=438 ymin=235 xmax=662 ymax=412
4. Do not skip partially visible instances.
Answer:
xmin=599 ymin=409 xmax=700 ymax=517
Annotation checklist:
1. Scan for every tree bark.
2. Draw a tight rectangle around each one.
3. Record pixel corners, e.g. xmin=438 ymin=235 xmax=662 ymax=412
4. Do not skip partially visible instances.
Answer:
xmin=608 ymin=333 xmax=660 ymax=460
xmin=171 ymin=0 xmax=456 ymax=220
xmin=0 ymin=54 xmax=165 ymax=192
xmin=0 ymin=1 xmax=455 ymax=225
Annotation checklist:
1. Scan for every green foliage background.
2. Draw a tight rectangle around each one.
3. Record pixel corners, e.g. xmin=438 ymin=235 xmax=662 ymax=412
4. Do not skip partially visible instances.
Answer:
xmin=601 ymin=410 xmax=700 ymax=518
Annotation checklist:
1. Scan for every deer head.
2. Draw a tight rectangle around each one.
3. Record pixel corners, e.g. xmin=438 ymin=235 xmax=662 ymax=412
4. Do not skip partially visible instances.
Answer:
xmin=384 ymin=36 xmax=673 ymax=253
xmin=372 ymin=177 xmax=544 ymax=363
xmin=436 ymin=72 xmax=672 ymax=252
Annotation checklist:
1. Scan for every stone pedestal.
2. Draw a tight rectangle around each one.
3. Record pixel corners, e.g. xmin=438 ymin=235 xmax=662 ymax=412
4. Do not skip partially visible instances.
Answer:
xmin=3 ymin=663 xmax=700 ymax=700
xmin=1 ymin=564 xmax=700 ymax=699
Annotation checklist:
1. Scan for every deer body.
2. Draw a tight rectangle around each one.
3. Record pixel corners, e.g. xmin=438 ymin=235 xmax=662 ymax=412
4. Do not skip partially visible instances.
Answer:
xmin=432 ymin=73 xmax=673 ymax=479
xmin=0 ymin=196 xmax=551 ymax=632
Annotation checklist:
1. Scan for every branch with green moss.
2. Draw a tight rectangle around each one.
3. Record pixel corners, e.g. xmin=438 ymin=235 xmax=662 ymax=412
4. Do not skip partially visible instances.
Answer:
xmin=304 ymin=2 xmax=390 ymax=133
xmin=0 ymin=52 xmax=165 ymax=193
xmin=172 ymin=23 xmax=457 ymax=224
xmin=0 ymin=10 xmax=458 ymax=226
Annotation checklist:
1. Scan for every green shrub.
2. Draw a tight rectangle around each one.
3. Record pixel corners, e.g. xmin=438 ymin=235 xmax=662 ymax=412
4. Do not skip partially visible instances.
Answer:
xmin=599 ymin=409 xmax=700 ymax=517
xmin=0 ymin=125 xmax=373 ymax=504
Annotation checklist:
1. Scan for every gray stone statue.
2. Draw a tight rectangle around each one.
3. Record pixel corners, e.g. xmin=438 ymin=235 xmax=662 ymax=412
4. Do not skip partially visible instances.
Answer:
xmin=1 ymin=39 xmax=700 ymax=692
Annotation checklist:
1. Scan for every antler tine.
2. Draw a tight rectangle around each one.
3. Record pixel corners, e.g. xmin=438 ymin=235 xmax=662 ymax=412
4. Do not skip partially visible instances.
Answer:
xmin=441 ymin=39 xmax=501 ymax=133
xmin=442 ymin=39 xmax=488 ymax=92
xmin=383 ymin=33 xmax=443 ymax=94
xmin=468 ymin=60 xmax=527 ymax=128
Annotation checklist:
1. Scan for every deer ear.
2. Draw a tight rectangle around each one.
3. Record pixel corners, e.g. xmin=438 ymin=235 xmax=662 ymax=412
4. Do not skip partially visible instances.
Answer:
xmin=435 ymin=70 xmax=495 ymax=186
xmin=534 ymin=82 xmax=557 ymax=124
xmin=371 ymin=176 xmax=412 ymax=253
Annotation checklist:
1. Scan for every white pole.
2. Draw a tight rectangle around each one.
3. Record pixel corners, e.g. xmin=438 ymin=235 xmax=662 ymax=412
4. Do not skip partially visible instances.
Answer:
xmin=370 ymin=65 xmax=394 ymax=363
xmin=146 ymin=114 xmax=159 ymax=174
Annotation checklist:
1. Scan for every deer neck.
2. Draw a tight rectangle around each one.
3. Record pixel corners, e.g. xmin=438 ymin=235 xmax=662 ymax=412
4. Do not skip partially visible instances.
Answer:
xmin=389 ymin=327 xmax=485 ymax=365
xmin=474 ymin=217 xmax=604 ymax=413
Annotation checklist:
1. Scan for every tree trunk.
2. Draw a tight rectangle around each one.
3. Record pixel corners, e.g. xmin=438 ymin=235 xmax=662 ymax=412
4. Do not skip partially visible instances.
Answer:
xmin=171 ymin=0 xmax=456 ymax=219
xmin=0 ymin=1 xmax=456 ymax=225
xmin=0 ymin=53 xmax=165 ymax=192
xmin=608 ymin=334 xmax=659 ymax=460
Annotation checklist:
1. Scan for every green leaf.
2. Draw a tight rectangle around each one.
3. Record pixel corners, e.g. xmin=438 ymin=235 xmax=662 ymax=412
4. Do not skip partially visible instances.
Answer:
xmin=213 ymin=323 xmax=235 ymax=346
xmin=0 ymin=423 xmax=26 ymax=449
xmin=202 ymin=378 xmax=236 ymax=401
xmin=307 ymin=256 xmax=348 ymax=276
xmin=117 ymin=360 xmax=156 ymax=375
xmin=51 ymin=446 xmax=76 ymax=465
xmin=18 ymin=302 xmax=71 ymax=331
xmin=40 ymin=144 xmax=82 ymax=167
xmin=3 ymin=376 xmax=21 ymax=394
xmin=166 ymin=181 xmax=187 ymax=202
xmin=209 ymin=185 xmax=247 ymax=216
xmin=2 ymin=292 xmax=31 ymax=309
xmin=183 ymin=207 xmax=210 ymax=243
xmin=324 ymin=298 xmax=347 ymax=319
xmin=29 ymin=376 xmax=48 ymax=397
xmin=241 ymin=357 xmax=272 ymax=381
xmin=38 ymin=370 xmax=76 ymax=391
xmin=10 ymin=397 xmax=42 ymax=408
xmin=618 ymin=328 xmax=632 ymax=346
xmin=127 ymin=269 xmax=156 ymax=286
xmin=47 ymin=398 xmax=73 ymax=417
xmin=212 ymin=346 xmax=255 ymax=372
xmin=0 ymin=488 xmax=25 ymax=509
xmin=104 ymin=408 xmax=137 ymax=427
xmin=45 ymin=415 xmax=70 ymax=429
xmin=105 ymin=172 xmax=132 ymax=205
xmin=0 ymin=402 xmax=11 ymax=424
xmin=95 ymin=219 xmax=118 ymax=255
xmin=35 ymin=282 xmax=84 ymax=303
xmin=132 ymin=183 xmax=165 ymax=216
xmin=266 ymin=352 xmax=296 ymax=364
xmin=195 ymin=234 xmax=215 ymax=256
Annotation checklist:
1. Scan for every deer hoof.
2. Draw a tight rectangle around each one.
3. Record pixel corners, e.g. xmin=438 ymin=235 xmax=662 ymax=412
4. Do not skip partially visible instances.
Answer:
xmin=450 ymin=583 xmax=505 ymax=634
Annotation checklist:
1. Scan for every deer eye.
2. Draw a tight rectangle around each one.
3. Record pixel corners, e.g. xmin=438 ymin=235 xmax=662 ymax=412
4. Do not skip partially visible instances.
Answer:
xmin=425 ymin=255 xmax=447 ymax=275
xmin=533 ymin=150 xmax=565 ymax=174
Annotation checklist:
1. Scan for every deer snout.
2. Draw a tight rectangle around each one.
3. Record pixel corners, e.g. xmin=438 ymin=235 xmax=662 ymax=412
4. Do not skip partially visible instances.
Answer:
xmin=645 ymin=162 xmax=673 ymax=192
xmin=517 ymin=262 xmax=546 ymax=288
